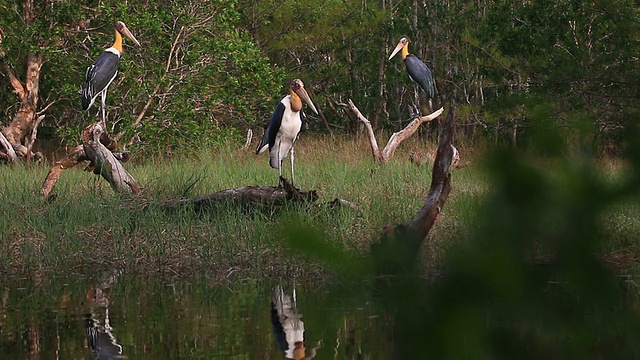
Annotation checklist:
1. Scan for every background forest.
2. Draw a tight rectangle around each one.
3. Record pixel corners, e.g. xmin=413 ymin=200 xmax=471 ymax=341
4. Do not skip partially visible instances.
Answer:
xmin=1 ymin=0 xmax=638 ymax=158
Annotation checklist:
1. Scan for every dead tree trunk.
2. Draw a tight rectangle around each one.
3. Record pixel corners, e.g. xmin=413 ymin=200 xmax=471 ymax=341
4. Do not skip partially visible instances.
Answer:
xmin=1 ymin=54 xmax=44 ymax=163
xmin=40 ymin=123 xmax=141 ymax=198
xmin=347 ymin=99 xmax=444 ymax=163
xmin=371 ymin=101 xmax=456 ymax=275
xmin=82 ymin=123 xmax=141 ymax=195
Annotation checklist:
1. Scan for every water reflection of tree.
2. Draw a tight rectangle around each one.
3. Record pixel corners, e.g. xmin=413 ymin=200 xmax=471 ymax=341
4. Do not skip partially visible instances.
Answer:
xmin=84 ymin=269 xmax=125 ymax=359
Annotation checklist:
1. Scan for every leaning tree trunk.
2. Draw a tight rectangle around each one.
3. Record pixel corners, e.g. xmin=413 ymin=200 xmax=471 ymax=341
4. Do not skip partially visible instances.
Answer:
xmin=40 ymin=123 xmax=142 ymax=198
xmin=1 ymin=0 xmax=45 ymax=164
xmin=371 ymin=100 xmax=456 ymax=275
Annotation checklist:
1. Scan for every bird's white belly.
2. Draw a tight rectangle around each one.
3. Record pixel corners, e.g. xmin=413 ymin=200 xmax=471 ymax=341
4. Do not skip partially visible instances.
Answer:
xmin=274 ymin=113 xmax=302 ymax=162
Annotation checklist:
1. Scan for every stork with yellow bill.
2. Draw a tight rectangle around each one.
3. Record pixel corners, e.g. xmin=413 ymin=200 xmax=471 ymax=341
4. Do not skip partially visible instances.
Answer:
xmin=257 ymin=79 xmax=318 ymax=188
xmin=82 ymin=21 xmax=140 ymax=126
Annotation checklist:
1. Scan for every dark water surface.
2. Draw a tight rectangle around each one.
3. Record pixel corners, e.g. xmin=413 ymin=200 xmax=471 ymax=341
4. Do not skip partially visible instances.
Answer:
xmin=0 ymin=273 xmax=390 ymax=359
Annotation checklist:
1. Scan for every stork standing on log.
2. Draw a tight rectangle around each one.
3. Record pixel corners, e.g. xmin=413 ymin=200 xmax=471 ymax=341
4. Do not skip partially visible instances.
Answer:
xmin=82 ymin=21 xmax=140 ymax=127
xmin=256 ymin=79 xmax=318 ymax=188
xmin=389 ymin=37 xmax=435 ymax=114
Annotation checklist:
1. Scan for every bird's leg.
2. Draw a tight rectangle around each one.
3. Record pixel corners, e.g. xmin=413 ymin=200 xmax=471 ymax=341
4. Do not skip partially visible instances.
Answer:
xmin=412 ymin=86 xmax=420 ymax=117
xmin=100 ymin=90 xmax=107 ymax=128
xmin=104 ymin=307 xmax=112 ymax=331
xmin=277 ymin=146 xmax=283 ymax=186
xmin=290 ymin=147 xmax=295 ymax=188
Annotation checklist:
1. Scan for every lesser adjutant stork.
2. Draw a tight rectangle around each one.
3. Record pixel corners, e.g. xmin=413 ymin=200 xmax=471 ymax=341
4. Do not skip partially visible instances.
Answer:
xmin=388 ymin=37 xmax=436 ymax=113
xmin=256 ymin=79 xmax=318 ymax=187
xmin=82 ymin=21 xmax=140 ymax=126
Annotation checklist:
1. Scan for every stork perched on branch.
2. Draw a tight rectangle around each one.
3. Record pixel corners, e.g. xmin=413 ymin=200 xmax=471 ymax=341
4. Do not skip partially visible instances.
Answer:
xmin=82 ymin=21 xmax=140 ymax=127
xmin=257 ymin=79 xmax=318 ymax=188
xmin=389 ymin=37 xmax=436 ymax=114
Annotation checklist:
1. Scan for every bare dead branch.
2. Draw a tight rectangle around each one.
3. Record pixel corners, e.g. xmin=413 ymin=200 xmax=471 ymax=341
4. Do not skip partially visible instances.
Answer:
xmin=115 ymin=25 xmax=185 ymax=143
xmin=0 ymin=130 xmax=19 ymax=163
xmin=409 ymin=104 xmax=455 ymax=239
xmin=371 ymin=101 xmax=456 ymax=275
xmin=240 ymin=129 xmax=253 ymax=151
xmin=381 ymin=107 xmax=444 ymax=161
xmin=348 ymin=99 xmax=444 ymax=163
xmin=347 ymin=99 xmax=382 ymax=162
xmin=25 ymin=114 xmax=44 ymax=164
xmin=36 ymin=100 xmax=56 ymax=115
xmin=40 ymin=145 xmax=87 ymax=198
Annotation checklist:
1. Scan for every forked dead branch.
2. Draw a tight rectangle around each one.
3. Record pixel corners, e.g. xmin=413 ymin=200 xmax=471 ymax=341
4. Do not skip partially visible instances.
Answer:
xmin=347 ymin=99 xmax=445 ymax=163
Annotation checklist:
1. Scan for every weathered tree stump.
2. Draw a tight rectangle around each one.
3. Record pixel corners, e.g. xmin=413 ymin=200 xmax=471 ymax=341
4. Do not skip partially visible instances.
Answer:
xmin=40 ymin=123 xmax=141 ymax=198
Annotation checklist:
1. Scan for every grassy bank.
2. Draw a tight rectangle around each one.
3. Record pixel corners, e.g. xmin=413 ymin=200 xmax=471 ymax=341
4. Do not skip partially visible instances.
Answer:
xmin=1 ymin=135 xmax=638 ymax=281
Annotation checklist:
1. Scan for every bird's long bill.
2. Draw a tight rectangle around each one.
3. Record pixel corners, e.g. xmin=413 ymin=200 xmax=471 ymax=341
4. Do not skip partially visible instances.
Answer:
xmin=120 ymin=23 xmax=141 ymax=46
xmin=295 ymin=87 xmax=318 ymax=114
xmin=388 ymin=41 xmax=404 ymax=60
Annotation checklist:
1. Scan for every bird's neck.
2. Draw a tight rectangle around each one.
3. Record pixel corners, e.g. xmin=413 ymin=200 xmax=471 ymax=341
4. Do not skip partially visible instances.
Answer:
xmin=112 ymin=30 xmax=124 ymax=53
xmin=289 ymin=91 xmax=302 ymax=112
xmin=401 ymin=44 xmax=409 ymax=60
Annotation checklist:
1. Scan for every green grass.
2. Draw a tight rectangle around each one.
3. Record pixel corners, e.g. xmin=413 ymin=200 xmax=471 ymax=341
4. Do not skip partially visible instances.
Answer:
xmin=1 ymin=135 xmax=639 ymax=280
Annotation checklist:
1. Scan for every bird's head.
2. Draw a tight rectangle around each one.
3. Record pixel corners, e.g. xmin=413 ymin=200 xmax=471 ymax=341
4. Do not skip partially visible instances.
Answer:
xmin=115 ymin=21 xmax=141 ymax=47
xmin=290 ymin=79 xmax=318 ymax=115
xmin=388 ymin=37 xmax=410 ymax=60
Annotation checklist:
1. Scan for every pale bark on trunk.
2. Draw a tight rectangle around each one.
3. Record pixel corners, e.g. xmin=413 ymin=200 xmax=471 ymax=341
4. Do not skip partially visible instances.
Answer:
xmin=83 ymin=123 xmax=142 ymax=195
xmin=0 ymin=131 xmax=19 ymax=163
xmin=40 ymin=124 xmax=141 ymax=198
xmin=1 ymin=53 xmax=44 ymax=163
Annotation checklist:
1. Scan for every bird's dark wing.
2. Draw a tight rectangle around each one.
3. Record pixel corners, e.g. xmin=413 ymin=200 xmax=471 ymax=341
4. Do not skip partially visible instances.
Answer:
xmin=405 ymin=55 xmax=435 ymax=98
xmin=256 ymin=101 xmax=285 ymax=154
xmin=82 ymin=51 xmax=120 ymax=110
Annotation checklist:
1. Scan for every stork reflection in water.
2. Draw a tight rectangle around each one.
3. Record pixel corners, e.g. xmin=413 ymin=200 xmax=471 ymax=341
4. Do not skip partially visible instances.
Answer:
xmin=84 ymin=268 xmax=125 ymax=359
xmin=271 ymin=285 xmax=320 ymax=359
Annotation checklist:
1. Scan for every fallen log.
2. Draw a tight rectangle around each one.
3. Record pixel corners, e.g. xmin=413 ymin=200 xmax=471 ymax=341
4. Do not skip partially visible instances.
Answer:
xmin=159 ymin=176 xmax=318 ymax=211
xmin=371 ymin=100 xmax=456 ymax=275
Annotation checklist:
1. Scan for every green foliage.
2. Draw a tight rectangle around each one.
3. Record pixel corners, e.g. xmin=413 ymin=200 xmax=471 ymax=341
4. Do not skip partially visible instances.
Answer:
xmin=472 ymin=0 xmax=640 ymax=144
xmin=1 ymin=0 xmax=640 ymax=155
xmin=0 ymin=0 xmax=283 ymax=155
xmin=239 ymin=0 xmax=389 ymax=130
